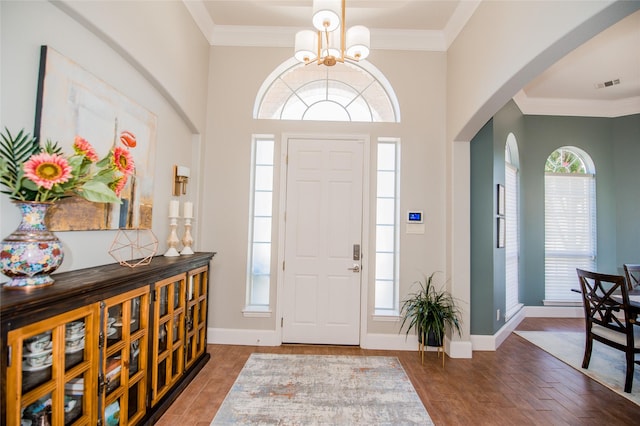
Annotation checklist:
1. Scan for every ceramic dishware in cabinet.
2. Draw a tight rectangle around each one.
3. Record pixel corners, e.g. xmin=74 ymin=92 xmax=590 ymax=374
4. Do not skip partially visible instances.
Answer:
xmin=150 ymin=273 xmax=185 ymax=405
xmin=100 ymin=287 xmax=149 ymax=425
xmin=185 ymin=266 xmax=208 ymax=369
xmin=6 ymin=305 xmax=99 ymax=425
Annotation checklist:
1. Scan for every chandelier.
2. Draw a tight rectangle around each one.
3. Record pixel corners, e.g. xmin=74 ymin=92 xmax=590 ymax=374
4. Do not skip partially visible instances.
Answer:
xmin=294 ymin=0 xmax=370 ymax=67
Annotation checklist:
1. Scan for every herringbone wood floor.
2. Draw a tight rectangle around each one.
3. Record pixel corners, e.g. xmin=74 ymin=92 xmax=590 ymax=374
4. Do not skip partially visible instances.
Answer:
xmin=157 ymin=318 xmax=640 ymax=425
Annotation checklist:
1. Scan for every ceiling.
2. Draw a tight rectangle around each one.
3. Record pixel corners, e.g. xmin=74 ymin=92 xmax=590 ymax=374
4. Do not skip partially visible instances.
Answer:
xmin=185 ymin=1 xmax=640 ymax=117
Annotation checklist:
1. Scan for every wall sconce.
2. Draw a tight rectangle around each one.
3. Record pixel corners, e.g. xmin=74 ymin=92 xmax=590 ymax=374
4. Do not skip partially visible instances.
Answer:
xmin=173 ymin=165 xmax=190 ymax=196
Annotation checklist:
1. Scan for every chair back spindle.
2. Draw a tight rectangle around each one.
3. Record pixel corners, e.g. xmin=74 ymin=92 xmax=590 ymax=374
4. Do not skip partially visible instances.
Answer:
xmin=576 ymin=268 xmax=640 ymax=393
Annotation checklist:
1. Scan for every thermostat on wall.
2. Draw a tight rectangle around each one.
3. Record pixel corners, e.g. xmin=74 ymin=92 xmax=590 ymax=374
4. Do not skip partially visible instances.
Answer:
xmin=407 ymin=211 xmax=423 ymax=223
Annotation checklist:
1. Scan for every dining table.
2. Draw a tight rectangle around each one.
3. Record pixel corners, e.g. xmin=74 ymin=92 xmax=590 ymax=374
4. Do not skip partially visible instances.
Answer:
xmin=572 ymin=286 xmax=640 ymax=317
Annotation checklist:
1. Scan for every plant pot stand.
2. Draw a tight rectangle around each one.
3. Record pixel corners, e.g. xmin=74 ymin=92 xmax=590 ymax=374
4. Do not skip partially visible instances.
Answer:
xmin=418 ymin=333 xmax=445 ymax=367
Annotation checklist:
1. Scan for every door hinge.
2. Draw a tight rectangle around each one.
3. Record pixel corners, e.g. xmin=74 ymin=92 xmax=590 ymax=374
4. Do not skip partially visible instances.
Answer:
xmin=7 ymin=346 xmax=11 ymax=367
xmin=282 ymin=261 xmax=285 ymax=271
xmin=281 ymin=317 xmax=283 ymax=327
xmin=98 ymin=374 xmax=105 ymax=395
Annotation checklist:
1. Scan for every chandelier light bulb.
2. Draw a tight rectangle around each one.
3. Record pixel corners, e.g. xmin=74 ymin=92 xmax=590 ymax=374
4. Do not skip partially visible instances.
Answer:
xmin=312 ymin=0 xmax=341 ymax=32
xmin=321 ymin=28 xmax=342 ymax=59
xmin=346 ymin=25 xmax=370 ymax=60
xmin=295 ymin=0 xmax=370 ymax=66
xmin=295 ymin=30 xmax=318 ymax=63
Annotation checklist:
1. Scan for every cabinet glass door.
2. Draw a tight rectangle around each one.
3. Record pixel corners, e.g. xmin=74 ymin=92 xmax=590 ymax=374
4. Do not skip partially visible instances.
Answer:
xmin=150 ymin=274 xmax=185 ymax=405
xmin=101 ymin=286 xmax=149 ymax=425
xmin=185 ymin=266 xmax=208 ymax=369
xmin=6 ymin=304 xmax=99 ymax=425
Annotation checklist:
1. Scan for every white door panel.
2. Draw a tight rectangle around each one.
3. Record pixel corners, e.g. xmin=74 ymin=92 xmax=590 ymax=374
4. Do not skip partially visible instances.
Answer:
xmin=282 ymin=137 xmax=363 ymax=345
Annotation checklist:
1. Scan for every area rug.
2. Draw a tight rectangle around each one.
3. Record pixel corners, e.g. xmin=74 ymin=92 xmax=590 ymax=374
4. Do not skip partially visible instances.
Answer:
xmin=211 ymin=353 xmax=434 ymax=425
xmin=515 ymin=331 xmax=640 ymax=406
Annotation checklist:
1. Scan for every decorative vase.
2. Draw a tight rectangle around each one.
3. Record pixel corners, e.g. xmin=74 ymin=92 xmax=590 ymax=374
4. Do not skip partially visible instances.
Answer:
xmin=0 ymin=201 xmax=64 ymax=289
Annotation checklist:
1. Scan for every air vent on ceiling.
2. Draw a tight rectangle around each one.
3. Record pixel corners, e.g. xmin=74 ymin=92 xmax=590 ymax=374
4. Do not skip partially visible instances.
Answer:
xmin=595 ymin=78 xmax=620 ymax=89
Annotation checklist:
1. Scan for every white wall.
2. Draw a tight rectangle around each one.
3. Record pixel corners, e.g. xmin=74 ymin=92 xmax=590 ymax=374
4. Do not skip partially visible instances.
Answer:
xmin=443 ymin=0 xmax=638 ymax=356
xmin=3 ymin=0 xmax=637 ymax=355
xmin=203 ymin=47 xmax=448 ymax=341
xmin=0 ymin=0 xmax=209 ymax=272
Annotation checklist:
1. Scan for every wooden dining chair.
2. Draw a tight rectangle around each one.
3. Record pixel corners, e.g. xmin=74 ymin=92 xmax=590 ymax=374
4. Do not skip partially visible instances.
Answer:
xmin=577 ymin=268 xmax=640 ymax=393
xmin=624 ymin=264 xmax=640 ymax=290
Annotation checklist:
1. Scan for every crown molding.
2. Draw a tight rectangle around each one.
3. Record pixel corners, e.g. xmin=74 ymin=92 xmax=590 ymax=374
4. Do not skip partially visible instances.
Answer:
xmin=208 ymin=25 xmax=449 ymax=51
xmin=183 ymin=0 xmax=480 ymax=52
xmin=513 ymin=90 xmax=640 ymax=118
xmin=443 ymin=0 xmax=481 ymax=48
xmin=183 ymin=0 xmax=216 ymax=45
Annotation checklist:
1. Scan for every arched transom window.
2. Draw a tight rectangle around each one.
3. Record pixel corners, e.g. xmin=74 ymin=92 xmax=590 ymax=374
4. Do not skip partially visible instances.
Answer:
xmin=254 ymin=59 xmax=400 ymax=123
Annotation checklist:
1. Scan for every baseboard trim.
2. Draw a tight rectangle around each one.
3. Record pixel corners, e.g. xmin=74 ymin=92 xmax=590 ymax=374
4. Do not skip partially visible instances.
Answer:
xmin=208 ymin=327 xmax=280 ymax=346
xmin=471 ymin=308 xmax=526 ymax=351
xmin=208 ymin=306 xmax=583 ymax=353
xmin=361 ymin=333 xmax=417 ymax=351
xmin=524 ymin=305 xmax=583 ymax=318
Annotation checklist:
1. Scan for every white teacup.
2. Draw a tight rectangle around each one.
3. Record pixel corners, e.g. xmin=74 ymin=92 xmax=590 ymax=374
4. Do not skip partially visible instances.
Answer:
xmin=66 ymin=321 xmax=84 ymax=336
xmin=24 ymin=333 xmax=51 ymax=353
xmin=25 ymin=339 xmax=49 ymax=353
xmin=23 ymin=350 xmax=52 ymax=367
xmin=66 ymin=335 xmax=84 ymax=351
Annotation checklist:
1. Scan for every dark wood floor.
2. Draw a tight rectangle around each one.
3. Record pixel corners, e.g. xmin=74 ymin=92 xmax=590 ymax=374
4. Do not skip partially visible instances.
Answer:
xmin=157 ymin=318 xmax=640 ymax=425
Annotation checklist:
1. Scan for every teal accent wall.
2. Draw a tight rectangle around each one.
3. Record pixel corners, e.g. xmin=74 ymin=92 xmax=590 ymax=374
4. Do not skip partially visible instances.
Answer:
xmin=470 ymin=119 xmax=495 ymax=334
xmin=612 ymin=115 xmax=640 ymax=268
xmin=470 ymin=101 xmax=639 ymax=335
xmin=470 ymin=101 xmax=525 ymax=335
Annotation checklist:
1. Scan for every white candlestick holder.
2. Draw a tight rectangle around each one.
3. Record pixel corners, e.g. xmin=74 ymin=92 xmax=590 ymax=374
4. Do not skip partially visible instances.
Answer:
xmin=164 ymin=216 xmax=180 ymax=257
xmin=180 ymin=217 xmax=194 ymax=255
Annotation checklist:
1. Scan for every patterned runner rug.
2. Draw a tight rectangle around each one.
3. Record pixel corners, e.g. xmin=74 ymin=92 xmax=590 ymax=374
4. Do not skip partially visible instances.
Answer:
xmin=211 ymin=353 xmax=434 ymax=425
xmin=515 ymin=331 xmax=640 ymax=405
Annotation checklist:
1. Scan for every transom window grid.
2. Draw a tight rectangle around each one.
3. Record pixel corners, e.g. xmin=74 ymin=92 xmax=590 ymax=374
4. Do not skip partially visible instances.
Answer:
xmin=544 ymin=147 xmax=596 ymax=304
xmin=374 ymin=140 xmax=400 ymax=315
xmin=545 ymin=147 xmax=587 ymax=174
xmin=247 ymin=137 xmax=275 ymax=308
xmin=256 ymin=60 xmax=399 ymax=123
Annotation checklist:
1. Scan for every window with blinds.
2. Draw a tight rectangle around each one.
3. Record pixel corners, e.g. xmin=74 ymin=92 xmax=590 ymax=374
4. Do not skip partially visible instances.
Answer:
xmin=505 ymin=163 xmax=521 ymax=320
xmin=544 ymin=172 xmax=596 ymax=303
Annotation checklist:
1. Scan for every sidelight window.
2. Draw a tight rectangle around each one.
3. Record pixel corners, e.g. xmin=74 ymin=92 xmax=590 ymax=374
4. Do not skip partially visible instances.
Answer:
xmin=374 ymin=139 xmax=400 ymax=315
xmin=246 ymin=136 xmax=275 ymax=312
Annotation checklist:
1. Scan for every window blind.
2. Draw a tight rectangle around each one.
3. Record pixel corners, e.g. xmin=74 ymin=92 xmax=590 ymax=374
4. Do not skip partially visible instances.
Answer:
xmin=544 ymin=173 xmax=596 ymax=303
xmin=505 ymin=164 xmax=521 ymax=319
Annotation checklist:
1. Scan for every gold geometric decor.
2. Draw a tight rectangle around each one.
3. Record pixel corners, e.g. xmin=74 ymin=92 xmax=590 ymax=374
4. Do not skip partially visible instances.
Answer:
xmin=109 ymin=229 xmax=158 ymax=268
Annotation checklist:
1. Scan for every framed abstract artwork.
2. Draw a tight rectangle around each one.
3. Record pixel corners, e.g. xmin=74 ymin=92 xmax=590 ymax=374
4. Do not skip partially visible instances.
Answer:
xmin=497 ymin=184 xmax=505 ymax=216
xmin=497 ymin=217 xmax=505 ymax=248
xmin=34 ymin=45 xmax=157 ymax=231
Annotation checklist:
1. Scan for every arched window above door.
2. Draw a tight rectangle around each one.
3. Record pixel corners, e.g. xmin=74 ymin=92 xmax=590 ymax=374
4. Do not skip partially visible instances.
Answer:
xmin=254 ymin=58 xmax=400 ymax=123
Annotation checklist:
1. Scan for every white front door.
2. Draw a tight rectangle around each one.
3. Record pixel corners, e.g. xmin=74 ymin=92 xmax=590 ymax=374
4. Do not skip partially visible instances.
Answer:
xmin=282 ymin=136 xmax=363 ymax=345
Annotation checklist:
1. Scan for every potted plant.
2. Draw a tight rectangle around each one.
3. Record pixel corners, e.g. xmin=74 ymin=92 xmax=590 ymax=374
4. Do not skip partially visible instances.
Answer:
xmin=400 ymin=272 xmax=462 ymax=348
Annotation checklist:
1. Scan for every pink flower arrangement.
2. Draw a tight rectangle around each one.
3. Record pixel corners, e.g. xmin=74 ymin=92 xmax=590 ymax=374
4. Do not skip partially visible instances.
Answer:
xmin=0 ymin=128 xmax=136 ymax=203
xmin=23 ymin=152 xmax=73 ymax=190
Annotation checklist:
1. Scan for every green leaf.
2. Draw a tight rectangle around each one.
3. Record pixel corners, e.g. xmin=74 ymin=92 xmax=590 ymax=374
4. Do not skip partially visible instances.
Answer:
xmin=96 ymin=156 xmax=111 ymax=168
xmin=78 ymin=180 xmax=121 ymax=203
xmin=66 ymin=155 xmax=84 ymax=172
xmin=0 ymin=128 xmax=40 ymax=195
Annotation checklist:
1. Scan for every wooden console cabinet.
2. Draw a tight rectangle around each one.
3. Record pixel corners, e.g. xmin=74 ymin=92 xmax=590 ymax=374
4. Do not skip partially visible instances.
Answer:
xmin=0 ymin=252 xmax=215 ymax=426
